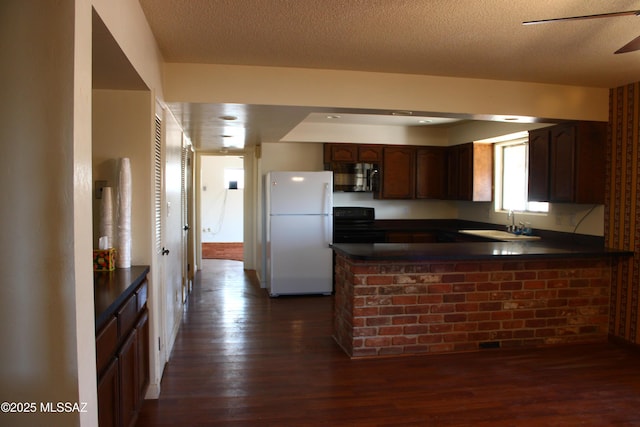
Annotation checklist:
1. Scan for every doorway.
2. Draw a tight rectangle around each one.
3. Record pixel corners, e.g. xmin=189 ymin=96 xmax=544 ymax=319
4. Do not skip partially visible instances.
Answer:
xmin=200 ymin=155 xmax=244 ymax=261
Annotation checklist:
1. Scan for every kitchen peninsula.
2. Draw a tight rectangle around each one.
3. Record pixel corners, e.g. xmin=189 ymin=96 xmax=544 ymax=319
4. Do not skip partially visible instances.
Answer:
xmin=332 ymin=236 xmax=630 ymax=358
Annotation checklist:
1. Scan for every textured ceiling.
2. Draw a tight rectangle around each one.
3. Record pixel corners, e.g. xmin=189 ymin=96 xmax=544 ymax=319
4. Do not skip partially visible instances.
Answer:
xmin=133 ymin=0 xmax=640 ymax=150
xmin=139 ymin=0 xmax=640 ymax=87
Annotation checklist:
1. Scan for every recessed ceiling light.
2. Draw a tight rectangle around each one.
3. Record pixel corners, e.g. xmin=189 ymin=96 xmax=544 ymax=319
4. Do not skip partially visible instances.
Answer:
xmin=326 ymin=115 xmax=341 ymax=119
xmin=418 ymin=119 xmax=433 ymax=124
xmin=219 ymin=115 xmax=238 ymax=121
xmin=391 ymin=111 xmax=413 ymax=116
xmin=504 ymin=117 xmax=519 ymax=121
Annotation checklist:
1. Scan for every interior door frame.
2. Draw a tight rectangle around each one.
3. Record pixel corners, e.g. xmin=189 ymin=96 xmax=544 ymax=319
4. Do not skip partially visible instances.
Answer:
xmin=181 ymin=141 xmax=195 ymax=301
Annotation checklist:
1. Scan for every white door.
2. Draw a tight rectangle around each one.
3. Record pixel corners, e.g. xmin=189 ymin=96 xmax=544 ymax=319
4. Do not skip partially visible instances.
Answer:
xmin=151 ymin=112 xmax=168 ymax=390
xmin=164 ymin=112 xmax=185 ymax=354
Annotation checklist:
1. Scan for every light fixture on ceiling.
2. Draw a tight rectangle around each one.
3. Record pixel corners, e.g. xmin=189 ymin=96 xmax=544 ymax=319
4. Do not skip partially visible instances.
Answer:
xmin=391 ymin=111 xmax=413 ymax=116
xmin=219 ymin=115 xmax=238 ymax=121
xmin=221 ymin=127 xmax=245 ymax=149
xmin=326 ymin=115 xmax=341 ymax=119
xmin=418 ymin=119 xmax=433 ymax=124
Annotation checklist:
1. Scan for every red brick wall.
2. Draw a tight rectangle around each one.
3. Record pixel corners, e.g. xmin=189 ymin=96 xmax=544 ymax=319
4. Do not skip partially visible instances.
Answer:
xmin=334 ymin=254 xmax=611 ymax=358
xmin=202 ymin=242 xmax=243 ymax=261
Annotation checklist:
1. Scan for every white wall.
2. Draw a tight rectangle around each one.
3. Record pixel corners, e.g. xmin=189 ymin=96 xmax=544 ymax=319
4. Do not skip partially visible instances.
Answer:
xmin=92 ymin=89 xmax=152 ymax=264
xmin=201 ymin=156 xmax=244 ymax=242
xmin=0 ymin=1 xmax=96 ymax=426
xmin=282 ymin=122 xmax=451 ymax=146
xmin=163 ymin=64 xmax=609 ymax=123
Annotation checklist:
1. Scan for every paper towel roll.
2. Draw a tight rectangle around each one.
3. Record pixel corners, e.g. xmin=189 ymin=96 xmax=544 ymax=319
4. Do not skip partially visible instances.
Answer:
xmin=117 ymin=158 xmax=132 ymax=268
xmin=99 ymin=186 xmax=114 ymax=249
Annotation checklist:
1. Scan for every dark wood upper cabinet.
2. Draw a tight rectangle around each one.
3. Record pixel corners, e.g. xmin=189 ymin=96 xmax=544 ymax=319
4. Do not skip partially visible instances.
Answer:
xmin=357 ymin=145 xmax=383 ymax=163
xmin=528 ymin=122 xmax=606 ymax=204
xmin=324 ymin=142 xmax=489 ymax=201
xmin=378 ymin=146 xmax=416 ymax=199
xmin=324 ymin=144 xmax=357 ymax=163
xmin=324 ymin=143 xmax=382 ymax=163
xmin=447 ymin=143 xmax=492 ymax=201
xmin=549 ymin=125 xmax=577 ymax=203
xmin=416 ymin=147 xmax=446 ymax=199
xmin=527 ymin=128 xmax=551 ymax=201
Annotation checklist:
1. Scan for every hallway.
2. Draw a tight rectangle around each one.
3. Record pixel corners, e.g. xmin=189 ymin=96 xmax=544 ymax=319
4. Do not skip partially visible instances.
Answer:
xmin=137 ymin=260 xmax=640 ymax=426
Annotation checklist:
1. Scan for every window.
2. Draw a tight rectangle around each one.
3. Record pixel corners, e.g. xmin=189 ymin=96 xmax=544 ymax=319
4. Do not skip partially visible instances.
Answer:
xmin=492 ymin=133 xmax=548 ymax=213
xmin=224 ymin=168 xmax=244 ymax=189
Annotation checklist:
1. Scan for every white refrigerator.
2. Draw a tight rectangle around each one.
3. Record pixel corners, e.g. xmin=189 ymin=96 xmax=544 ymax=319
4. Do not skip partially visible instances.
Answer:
xmin=265 ymin=171 xmax=333 ymax=296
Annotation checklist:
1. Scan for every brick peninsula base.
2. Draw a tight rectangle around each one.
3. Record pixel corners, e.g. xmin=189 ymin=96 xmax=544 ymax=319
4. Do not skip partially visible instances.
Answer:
xmin=333 ymin=253 xmax=612 ymax=358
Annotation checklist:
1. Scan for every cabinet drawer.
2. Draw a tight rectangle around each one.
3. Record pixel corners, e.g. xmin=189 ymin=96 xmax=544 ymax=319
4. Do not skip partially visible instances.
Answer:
xmin=136 ymin=281 xmax=148 ymax=312
xmin=117 ymin=294 xmax=137 ymax=339
xmin=96 ymin=316 xmax=117 ymax=375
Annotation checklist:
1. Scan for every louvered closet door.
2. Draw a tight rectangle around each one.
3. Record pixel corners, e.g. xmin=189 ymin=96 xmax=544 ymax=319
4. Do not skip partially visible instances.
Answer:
xmin=154 ymin=115 xmax=164 ymax=257
xmin=153 ymin=112 xmax=168 ymax=366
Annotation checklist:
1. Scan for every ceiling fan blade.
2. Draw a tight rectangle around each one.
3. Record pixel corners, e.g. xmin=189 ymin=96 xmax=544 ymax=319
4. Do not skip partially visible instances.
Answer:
xmin=523 ymin=10 xmax=640 ymax=25
xmin=615 ymin=34 xmax=640 ymax=54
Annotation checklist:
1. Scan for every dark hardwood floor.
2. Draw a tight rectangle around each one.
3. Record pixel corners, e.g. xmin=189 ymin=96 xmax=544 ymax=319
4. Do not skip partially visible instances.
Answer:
xmin=137 ymin=259 xmax=640 ymax=426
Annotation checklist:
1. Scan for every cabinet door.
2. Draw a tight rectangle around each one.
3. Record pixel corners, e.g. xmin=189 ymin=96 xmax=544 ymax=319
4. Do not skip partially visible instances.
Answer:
xmin=358 ymin=145 xmax=383 ymax=162
xmin=413 ymin=232 xmax=437 ymax=243
xmin=471 ymin=143 xmax=493 ymax=202
xmin=380 ymin=146 xmax=416 ymax=199
xmin=136 ymin=309 xmax=149 ymax=407
xmin=96 ymin=316 xmax=117 ymax=376
xmin=325 ymin=144 xmax=357 ymax=162
xmin=446 ymin=143 xmax=492 ymax=201
xmin=446 ymin=146 xmax=460 ymax=199
xmin=550 ymin=125 xmax=576 ymax=202
xmin=386 ymin=231 xmax=413 ymax=243
xmin=527 ymin=129 xmax=550 ymax=201
xmin=98 ymin=358 xmax=119 ymax=427
xmin=574 ymin=122 xmax=606 ymax=204
xmin=119 ymin=329 xmax=138 ymax=427
xmin=457 ymin=144 xmax=474 ymax=201
xmin=416 ymin=147 xmax=446 ymax=199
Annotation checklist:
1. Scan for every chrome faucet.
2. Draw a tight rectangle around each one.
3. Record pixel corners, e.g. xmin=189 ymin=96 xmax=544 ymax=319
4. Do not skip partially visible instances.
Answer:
xmin=507 ymin=210 xmax=515 ymax=233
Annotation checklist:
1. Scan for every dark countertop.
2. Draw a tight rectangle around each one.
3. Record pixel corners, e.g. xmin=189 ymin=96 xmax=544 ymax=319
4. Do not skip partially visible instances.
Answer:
xmin=94 ymin=265 xmax=150 ymax=331
xmin=331 ymin=240 xmax=632 ymax=262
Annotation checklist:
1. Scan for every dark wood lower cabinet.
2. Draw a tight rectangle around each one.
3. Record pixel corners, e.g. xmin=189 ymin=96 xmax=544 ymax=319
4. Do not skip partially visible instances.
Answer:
xmin=96 ymin=279 xmax=149 ymax=427
xmin=97 ymin=358 xmax=119 ymax=427
xmin=136 ymin=311 xmax=150 ymax=406
xmin=386 ymin=231 xmax=437 ymax=243
xmin=119 ymin=329 xmax=138 ymax=427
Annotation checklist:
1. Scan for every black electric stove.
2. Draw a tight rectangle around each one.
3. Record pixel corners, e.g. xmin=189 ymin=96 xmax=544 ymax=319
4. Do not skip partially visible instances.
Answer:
xmin=333 ymin=207 xmax=385 ymax=243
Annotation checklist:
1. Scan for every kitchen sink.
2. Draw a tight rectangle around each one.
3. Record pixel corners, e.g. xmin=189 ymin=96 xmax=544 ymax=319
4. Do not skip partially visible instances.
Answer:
xmin=458 ymin=229 xmax=541 ymax=242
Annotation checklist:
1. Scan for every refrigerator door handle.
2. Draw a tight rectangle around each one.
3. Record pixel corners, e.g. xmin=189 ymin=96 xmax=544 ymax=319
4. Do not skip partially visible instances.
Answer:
xmin=324 ymin=212 xmax=332 ymax=246
xmin=323 ymin=182 xmax=331 ymax=215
